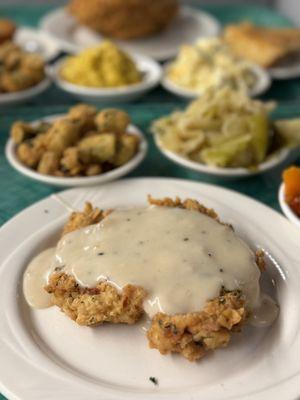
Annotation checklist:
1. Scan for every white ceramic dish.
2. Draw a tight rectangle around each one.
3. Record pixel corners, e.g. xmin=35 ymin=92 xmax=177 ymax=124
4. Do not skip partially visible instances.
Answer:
xmin=154 ymin=134 xmax=290 ymax=178
xmin=269 ymin=59 xmax=300 ymax=80
xmin=15 ymin=26 xmax=61 ymax=62
xmin=50 ymin=55 xmax=162 ymax=103
xmin=161 ymin=63 xmax=272 ymax=100
xmin=278 ymin=182 xmax=300 ymax=227
xmin=40 ymin=6 xmax=220 ymax=61
xmin=5 ymin=115 xmax=147 ymax=187
xmin=0 ymin=76 xmax=51 ymax=106
xmin=0 ymin=177 xmax=300 ymax=400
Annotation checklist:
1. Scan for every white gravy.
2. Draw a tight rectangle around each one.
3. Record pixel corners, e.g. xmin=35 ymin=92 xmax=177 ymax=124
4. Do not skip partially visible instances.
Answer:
xmin=23 ymin=248 xmax=55 ymax=309
xmin=23 ymin=206 xmax=276 ymax=321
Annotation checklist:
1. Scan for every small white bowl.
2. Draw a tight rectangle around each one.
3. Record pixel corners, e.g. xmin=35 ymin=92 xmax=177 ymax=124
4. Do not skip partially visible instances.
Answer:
xmin=154 ymin=133 xmax=290 ymax=178
xmin=278 ymin=183 xmax=300 ymax=227
xmin=6 ymin=116 xmax=148 ymax=187
xmin=50 ymin=54 xmax=162 ymax=103
xmin=161 ymin=63 xmax=271 ymax=100
xmin=0 ymin=76 xmax=51 ymax=106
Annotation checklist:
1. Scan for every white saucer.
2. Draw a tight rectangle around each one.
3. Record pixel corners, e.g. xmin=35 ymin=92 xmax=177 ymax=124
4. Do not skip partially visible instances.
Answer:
xmin=40 ymin=6 xmax=220 ymax=61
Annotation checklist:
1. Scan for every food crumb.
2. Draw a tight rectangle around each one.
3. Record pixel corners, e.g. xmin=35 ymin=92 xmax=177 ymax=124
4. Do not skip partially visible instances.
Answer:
xmin=149 ymin=376 xmax=158 ymax=386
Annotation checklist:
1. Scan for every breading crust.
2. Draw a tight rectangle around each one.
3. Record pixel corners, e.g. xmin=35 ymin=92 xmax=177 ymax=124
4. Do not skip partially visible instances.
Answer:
xmin=45 ymin=197 xmax=263 ymax=361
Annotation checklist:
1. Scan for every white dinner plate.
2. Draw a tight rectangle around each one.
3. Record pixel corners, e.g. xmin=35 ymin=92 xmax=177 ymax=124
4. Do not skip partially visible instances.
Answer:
xmin=278 ymin=182 xmax=300 ymax=227
xmin=5 ymin=115 xmax=147 ymax=187
xmin=161 ymin=63 xmax=272 ymax=100
xmin=154 ymin=133 xmax=290 ymax=178
xmin=40 ymin=6 xmax=220 ymax=61
xmin=0 ymin=178 xmax=300 ymax=400
xmin=0 ymin=76 xmax=51 ymax=106
xmin=15 ymin=26 xmax=61 ymax=62
xmin=50 ymin=54 xmax=162 ymax=103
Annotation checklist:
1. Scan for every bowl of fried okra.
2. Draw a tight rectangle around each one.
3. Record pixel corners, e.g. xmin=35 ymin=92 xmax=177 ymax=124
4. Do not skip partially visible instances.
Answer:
xmin=5 ymin=104 xmax=147 ymax=186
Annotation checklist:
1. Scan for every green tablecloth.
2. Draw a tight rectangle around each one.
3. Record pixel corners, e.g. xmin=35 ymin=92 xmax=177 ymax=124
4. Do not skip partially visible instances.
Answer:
xmin=0 ymin=4 xmax=300 ymax=400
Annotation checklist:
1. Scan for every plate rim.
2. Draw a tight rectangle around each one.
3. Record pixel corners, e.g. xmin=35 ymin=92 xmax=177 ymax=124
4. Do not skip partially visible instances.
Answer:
xmin=0 ymin=76 xmax=51 ymax=105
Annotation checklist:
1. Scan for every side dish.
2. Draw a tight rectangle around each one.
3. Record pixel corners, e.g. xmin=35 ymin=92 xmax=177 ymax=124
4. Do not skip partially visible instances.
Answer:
xmin=224 ymin=22 xmax=300 ymax=68
xmin=166 ymin=37 xmax=257 ymax=94
xmin=10 ymin=104 xmax=139 ymax=177
xmin=60 ymin=41 xmax=142 ymax=88
xmin=0 ymin=19 xmax=16 ymax=44
xmin=283 ymin=166 xmax=300 ymax=217
xmin=152 ymin=88 xmax=300 ymax=169
xmin=0 ymin=41 xmax=45 ymax=93
xmin=23 ymin=196 xmax=278 ymax=362
xmin=68 ymin=0 xmax=178 ymax=40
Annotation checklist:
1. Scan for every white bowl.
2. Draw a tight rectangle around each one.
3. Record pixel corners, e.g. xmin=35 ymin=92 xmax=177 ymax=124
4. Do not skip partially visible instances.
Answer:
xmin=154 ymin=133 xmax=290 ymax=178
xmin=0 ymin=76 xmax=51 ymax=106
xmin=278 ymin=183 xmax=300 ymax=227
xmin=5 ymin=115 xmax=148 ymax=187
xmin=50 ymin=54 xmax=162 ymax=103
xmin=161 ymin=63 xmax=271 ymax=100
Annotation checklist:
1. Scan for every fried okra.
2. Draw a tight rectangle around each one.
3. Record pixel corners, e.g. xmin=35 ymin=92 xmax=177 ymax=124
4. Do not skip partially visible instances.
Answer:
xmin=95 ymin=109 xmax=130 ymax=133
xmin=0 ymin=42 xmax=45 ymax=93
xmin=11 ymin=105 xmax=139 ymax=178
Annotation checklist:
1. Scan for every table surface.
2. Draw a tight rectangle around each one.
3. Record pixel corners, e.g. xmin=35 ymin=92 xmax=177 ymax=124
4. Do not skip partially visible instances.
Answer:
xmin=0 ymin=4 xmax=300 ymax=399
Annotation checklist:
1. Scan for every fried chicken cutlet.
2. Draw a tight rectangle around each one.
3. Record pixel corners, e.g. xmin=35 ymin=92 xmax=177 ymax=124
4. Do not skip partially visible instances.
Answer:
xmin=43 ymin=197 xmax=265 ymax=361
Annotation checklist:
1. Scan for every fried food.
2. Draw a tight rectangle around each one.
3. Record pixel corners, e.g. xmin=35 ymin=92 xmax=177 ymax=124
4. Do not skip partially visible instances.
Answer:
xmin=45 ymin=272 xmax=146 ymax=325
xmin=68 ymin=0 xmax=178 ymax=40
xmin=95 ymin=108 xmax=131 ymax=133
xmin=147 ymin=290 xmax=245 ymax=361
xmin=0 ymin=19 xmax=16 ymax=44
xmin=224 ymin=22 xmax=300 ymax=68
xmin=39 ymin=197 xmax=269 ymax=362
xmin=0 ymin=42 xmax=45 ymax=93
xmin=11 ymin=105 xmax=139 ymax=178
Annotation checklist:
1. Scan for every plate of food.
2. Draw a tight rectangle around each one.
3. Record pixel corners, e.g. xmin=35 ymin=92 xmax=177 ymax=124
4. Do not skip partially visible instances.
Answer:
xmin=224 ymin=22 xmax=300 ymax=79
xmin=161 ymin=37 xmax=271 ymax=100
xmin=5 ymin=104 xmax=147 ymax=187
xmin=278 ymin=166 xmax=300 ymax=227
xmin=0 ymin=177 xmax=300 ymax=400
xmin=50 ymin=41 xmax=162 ymax=103
xmin=0 ymin=41 xmax=51 ymax=105
xmin=152 ymin=88 xmax=300 ymax=178
xmin=40 ymin=1 xmax=220 ymax=60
